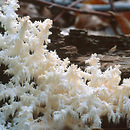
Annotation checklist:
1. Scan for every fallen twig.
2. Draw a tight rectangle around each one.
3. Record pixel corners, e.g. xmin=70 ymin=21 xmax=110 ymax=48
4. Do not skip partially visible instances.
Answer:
xmin=34 ymin=0 xmax=112 ymax=17
xmin=32 ymin=0 xmax=130 ymax=12
xmin=53 ymin=0 xmax=84 ymax=22
xmin=109 ymin=0 xmax=116 ymax=12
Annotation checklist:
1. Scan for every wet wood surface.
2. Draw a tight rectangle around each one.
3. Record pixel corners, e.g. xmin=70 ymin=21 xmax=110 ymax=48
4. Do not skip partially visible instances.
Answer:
xmin=48 ymin=27 xmax=130 ymax=80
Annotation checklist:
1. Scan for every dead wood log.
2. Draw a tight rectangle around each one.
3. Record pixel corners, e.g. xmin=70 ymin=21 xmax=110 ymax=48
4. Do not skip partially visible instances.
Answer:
xmin=48 ymin=27 xmax=130 ymax=80
xmin=65 ymin=29 xmax=130 ymax=54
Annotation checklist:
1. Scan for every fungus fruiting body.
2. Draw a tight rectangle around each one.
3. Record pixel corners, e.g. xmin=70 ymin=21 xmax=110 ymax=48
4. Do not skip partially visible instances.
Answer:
xmin=0 ymin=0 xmax=130 ymax=129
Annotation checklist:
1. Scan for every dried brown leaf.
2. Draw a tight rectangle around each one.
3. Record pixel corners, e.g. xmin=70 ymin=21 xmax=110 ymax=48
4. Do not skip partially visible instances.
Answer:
xmin=111 ymin=12 xmax=130 ymax=34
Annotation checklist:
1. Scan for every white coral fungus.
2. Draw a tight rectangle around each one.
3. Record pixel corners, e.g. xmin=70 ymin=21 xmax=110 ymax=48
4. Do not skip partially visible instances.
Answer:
xmin=0 ymin=0 xmax=130 ymax=130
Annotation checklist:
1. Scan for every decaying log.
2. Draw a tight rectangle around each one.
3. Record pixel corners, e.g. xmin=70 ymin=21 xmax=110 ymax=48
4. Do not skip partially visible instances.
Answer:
xmin=48 ymin=27 xmax=130 ymax=80
xmin=65 ymin=29 xmax=130 ymax=54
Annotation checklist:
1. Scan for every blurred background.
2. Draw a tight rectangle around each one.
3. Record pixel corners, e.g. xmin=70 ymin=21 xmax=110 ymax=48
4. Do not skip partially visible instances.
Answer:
xmin=1 ymin=0 xmax=130 ymax=36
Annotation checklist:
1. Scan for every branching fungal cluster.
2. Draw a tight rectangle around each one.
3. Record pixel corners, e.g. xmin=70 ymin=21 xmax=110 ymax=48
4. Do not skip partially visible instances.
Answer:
xmin=0 ymin=0 xmax=129 ymax=129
